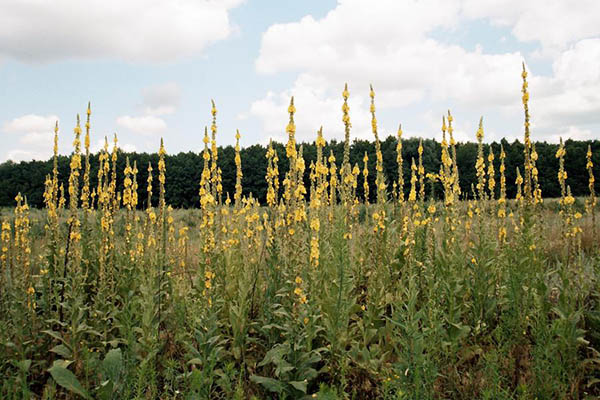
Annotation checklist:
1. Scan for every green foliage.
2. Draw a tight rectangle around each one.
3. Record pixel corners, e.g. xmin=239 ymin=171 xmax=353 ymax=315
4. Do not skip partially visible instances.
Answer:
xmin=1 ymin=138 xmax=598 ymax=208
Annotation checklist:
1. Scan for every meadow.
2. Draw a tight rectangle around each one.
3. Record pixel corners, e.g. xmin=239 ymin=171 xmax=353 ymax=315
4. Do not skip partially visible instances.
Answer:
xmin=1 ymin=70 xmax=599 ymax=399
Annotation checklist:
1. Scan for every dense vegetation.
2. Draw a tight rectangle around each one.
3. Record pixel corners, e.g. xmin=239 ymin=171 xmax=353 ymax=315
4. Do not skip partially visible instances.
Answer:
xmin=1 ymin=73 xmax=599 ymax=399
xmin=1 ymin=137 xmax=598 ymax=209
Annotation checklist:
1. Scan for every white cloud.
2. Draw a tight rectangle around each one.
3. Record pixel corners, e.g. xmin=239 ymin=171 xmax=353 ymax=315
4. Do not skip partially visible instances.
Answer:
xmin=3 ymin=114 xmax=58 ymax=135
xmin=245 ymin=74 xmax=372 ymax=144
xmin=3 ymin=114 xmax=59 ymax=161
xmin=116 ymin=115 xmax=167 ymax=136
xmin=248 ymin=0 xmax=600 ymax=144
xmin=5 ymin=149 xmax=52 ymax=163
xmin=91 ymin=138 xmax=137 ymax=154
xmin=141 ymin=82 xmax=181 ymax=115
xmin=0 ymin=0 xmax=244 ymax=63
xmin=121 ymin=143 xmax=137 ymax=153
xmin=530 ymin=38 xmax=600 ymax=132
xmin=462 ymin=0 xmax=600 ymax=56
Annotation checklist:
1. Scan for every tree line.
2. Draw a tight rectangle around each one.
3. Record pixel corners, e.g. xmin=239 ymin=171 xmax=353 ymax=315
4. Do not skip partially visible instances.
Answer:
xmin=0 ymin=136 xmax=598 ymax=208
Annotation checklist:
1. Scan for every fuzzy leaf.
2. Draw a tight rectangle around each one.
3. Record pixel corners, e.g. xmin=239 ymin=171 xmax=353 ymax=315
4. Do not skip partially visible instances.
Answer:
xmin=48 ymin=361 xmax=90 ymax=399
xmin=50 ymin=344 xmax=73 ymax=359
xmin=250 ymin=375 xmax=286 ymax=393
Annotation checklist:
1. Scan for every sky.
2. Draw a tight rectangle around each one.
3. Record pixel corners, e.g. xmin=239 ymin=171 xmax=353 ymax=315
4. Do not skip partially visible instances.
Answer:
xmin=1 ymin=0 xmax=599 ymax=162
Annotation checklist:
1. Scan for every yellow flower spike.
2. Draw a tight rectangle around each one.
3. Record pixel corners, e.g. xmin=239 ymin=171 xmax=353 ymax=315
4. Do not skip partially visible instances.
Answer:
xmin=396 ymin=124 xmax=405 ymax=202
xmin=475 ymin=117 xmax=486 ymax=200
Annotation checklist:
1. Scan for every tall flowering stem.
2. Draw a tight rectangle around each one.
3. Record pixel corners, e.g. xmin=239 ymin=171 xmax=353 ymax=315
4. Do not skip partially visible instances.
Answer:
xmin=315 ymin=127 xmax=328 ymax=208
xmin=81 ymin=103 xmax=92 ymax=213
xmin=475 ymin=117 xmax=486 ymax=201
xmin=67 ymin=115 xmax=82 ymax=257
xmin=498 ymin=145 xmax=507 ymax=242
xmin=328 ymin=151 xmax=337 ymax=221
xmin=448 ymin=111 xmax=461 ymax=199
xmin=515 ymin=167 xmax=524 ymax=208
xmin=418 ymin=139 xmax=425 ymax=202
xmin=522 ymin=63 xmax=533 ymax=203
xmin=531 ymin=143 xmax=542 ymax=205
xmin=234 ymin=130 xmax=243 ymax=208
xmin=556 ymin=138 xmax=567 ymax=203
xmin=199 ymin=127 xmax=216 ymax=305
xmin=586 ymin=145 xmax=596 ymax=239
xmin=210 ymin=100 xmax=222 ymax=203
xmin=396 ymin=125 xmax=404 ymax=203
xmin=265 ymin=140 xmax=279 ymax=208
xmin=363 ymin=152 xmax=369 ymax=204
xmin=408 ymin=158 xmax=417 ymax=203
xmin=487 ymin=148 xmax=495 ymax=200
xmin=440 ymin=117 xmax=454 ymax=207
xmin=370 ymin=85 xmax=386 ymax=204
xmin=341 ymin=84 xmax=353 ymax=205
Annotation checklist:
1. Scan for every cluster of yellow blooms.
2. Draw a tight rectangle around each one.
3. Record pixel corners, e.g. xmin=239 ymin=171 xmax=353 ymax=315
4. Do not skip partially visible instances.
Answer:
xmin=3 ymin=67 xmax=597 ymax=318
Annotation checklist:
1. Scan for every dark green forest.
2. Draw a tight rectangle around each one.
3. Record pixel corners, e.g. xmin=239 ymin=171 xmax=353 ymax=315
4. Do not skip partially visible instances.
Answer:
xmin=0 ymin=136 xmax=598 ymax=208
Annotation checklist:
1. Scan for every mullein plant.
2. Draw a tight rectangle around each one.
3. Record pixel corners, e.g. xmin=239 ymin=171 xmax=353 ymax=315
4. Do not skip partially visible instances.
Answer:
xmin=3 ymin=65 xmax=600 ymax=399
xmin=498 ymin=145 xmax=508 ymax=243
xmin=199 ymin=127 xmax=216 ymax=305
xmin=362 ymin=152 xmax=370 ymax=205
xmin=81 ymin=104 xmax=92 ymax=215
xmin=475 ymin=118 xmax=487 ymax=202
xmin=369 ymin=85 xmax=387 ymax=206
xmin=67 ymin=115 xmax=82 ymax=261
xmin=328 ymin=150 xmax=337 ymax=223
xmin=234 ymin=130 xmax=243 ymax=208
xmin=314 ymin=127 xmax=328 ymax=211
xmin=447 ymin=111 xmax=461 ymax=199
xmin=0 ymin=218 xmax=10 ymax=294
xmin=408 ymin=158 xmax=417 ymax=204
xmin=586 ymin=145 xmax=597 ymax=239
xmin=210 ymin=100 xmax=223 ymax=203
xmin=521 ymin=62 xmax=533 ymax=203
xmin=531 ymin=142 xmax=542 ymax=205
xmin=265 ymin=139 xmax=279 ymax=209
xmin=340 ymin=84 xmax=353 ymax=207
xmin=14 ymin=194 xmax=32 ymax=309
xmin=43 ymin=122 xmax=61 ymax=294
xmin=417 ymin=139 xmax=425 ymax=202
xmin=440 ymin=117 xmax=454 ymax=208
xmin=396 ymin=125 xmax=404 ymax=203
xmin=487 ymin=148 xmax=496 ymax=201
xmin=555 ymin=138 xmax=581 ymax=253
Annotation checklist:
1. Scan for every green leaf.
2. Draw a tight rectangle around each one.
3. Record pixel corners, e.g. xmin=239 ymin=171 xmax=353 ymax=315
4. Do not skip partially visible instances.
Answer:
xmin=48 ymin=361 xmax=90 ymax=399
xmin=187 ymin=358 xmax=204 ymax=366
xmin=42 ymin=330 xmax=65 ymax=344
xmin=289 ymin=380 xmax=308 ymax=393
xmin=50 ymin=344 xmax=73 ymax=359
xmin=15 ymin=359 xmax=31 ymax=372
xmin=102 ymin=348 xmax=122 ymax=371
xmin=250 ymin=375 xmax=286 ymax=394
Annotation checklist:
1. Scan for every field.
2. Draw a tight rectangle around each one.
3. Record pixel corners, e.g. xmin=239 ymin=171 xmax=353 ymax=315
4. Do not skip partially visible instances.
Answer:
xmin=1 ymin=74 xmax=600 ymax=399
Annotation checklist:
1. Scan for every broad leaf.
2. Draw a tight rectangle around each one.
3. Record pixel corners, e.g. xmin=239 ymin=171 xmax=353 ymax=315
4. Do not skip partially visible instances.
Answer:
xmin=48 ymin=361 xmax=90 ymax=399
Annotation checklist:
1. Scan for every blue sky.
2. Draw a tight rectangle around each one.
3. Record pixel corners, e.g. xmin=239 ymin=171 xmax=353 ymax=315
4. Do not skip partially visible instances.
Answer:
xmin=1 ymin=0 xmax=599 ymax=162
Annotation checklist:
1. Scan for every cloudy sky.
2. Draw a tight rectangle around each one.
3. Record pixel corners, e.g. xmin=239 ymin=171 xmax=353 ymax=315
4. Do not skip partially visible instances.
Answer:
xmin=1 ymin=0 xmax=599 ymax=162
